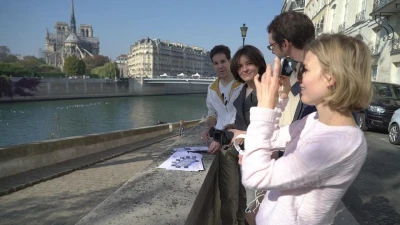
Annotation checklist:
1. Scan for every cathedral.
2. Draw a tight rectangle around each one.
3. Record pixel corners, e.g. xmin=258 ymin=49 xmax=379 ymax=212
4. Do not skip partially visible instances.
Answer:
xmin=45 ymin=0 xmax=100 ymax=70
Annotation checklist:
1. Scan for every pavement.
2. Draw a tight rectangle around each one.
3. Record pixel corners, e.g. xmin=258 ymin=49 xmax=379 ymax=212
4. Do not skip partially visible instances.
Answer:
xmin=0 ymin=126 xmax=362 ymax=225
xmin=342 ymin=131 xmax=400 ymax=225
xmin=0 ymin=133 xmax=180 ymax=225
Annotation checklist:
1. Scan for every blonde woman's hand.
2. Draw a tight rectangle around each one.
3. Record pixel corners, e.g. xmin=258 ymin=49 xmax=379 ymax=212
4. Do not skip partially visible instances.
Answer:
xmin=279 ymin=75 xmax=291 ymax=99
xmin=254 ymin=57 xmax=282 ymax=109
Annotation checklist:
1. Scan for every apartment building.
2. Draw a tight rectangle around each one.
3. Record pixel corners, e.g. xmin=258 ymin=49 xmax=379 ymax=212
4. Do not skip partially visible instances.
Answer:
xmin=282 ymin=0 xmax=400 ymax=84
xmin=127 ymin=37 xmax=214 ymax=78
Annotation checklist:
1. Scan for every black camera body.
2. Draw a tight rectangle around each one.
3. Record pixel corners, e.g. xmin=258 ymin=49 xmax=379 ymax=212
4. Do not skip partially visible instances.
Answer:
xmin=208 ymin=127 xmax=234 ymax=146
xmin=280 ymin=57 xmax=295 ymax=77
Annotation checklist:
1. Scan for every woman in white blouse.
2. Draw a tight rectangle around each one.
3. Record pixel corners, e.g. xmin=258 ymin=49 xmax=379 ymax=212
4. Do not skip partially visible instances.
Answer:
xmin=241 ymin=34 xmax=372 ymax=225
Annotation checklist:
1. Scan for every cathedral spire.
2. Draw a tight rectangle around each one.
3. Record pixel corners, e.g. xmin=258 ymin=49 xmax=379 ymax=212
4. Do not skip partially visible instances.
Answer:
xmin=70 ymin=0 xmax=76 ymax=33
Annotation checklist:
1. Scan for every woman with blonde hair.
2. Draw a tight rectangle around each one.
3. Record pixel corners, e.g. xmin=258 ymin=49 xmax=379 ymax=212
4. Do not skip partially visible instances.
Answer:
xmin=241 ymin=33 xmax=372 ymax=224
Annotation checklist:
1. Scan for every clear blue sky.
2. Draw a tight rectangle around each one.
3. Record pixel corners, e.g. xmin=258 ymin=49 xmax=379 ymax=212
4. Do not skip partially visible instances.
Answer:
xmin=0 ymin=0 xmax=283 ymax=64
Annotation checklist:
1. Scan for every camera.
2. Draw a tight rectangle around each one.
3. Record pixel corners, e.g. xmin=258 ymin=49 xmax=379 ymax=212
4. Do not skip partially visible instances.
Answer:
xmin=208 ymin=127 xmax=234 ymax=146
xmin=280 ymin=57 xmax=295 ymax=77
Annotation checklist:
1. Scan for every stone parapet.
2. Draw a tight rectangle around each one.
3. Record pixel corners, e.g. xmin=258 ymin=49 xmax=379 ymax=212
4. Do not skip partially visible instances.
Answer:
xmin=0 ymin=119 xmax=200 ymax=178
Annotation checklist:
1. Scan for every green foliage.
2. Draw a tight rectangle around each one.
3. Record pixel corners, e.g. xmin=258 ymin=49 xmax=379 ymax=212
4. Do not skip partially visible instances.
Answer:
xmin=0 ymin=62 xmax=30 ymax=77
xmin=63 ymin=56 xmax=86 ymax=76
xmin=0 ymin=54 xmax=60 ymax=78
xmin=3 ymin=55 xmax=18 ymax=63
xmin=91 ymin=62 xmax=119 ymax=79
xmin=0 ymin=46 xmax=11 ymax=62
xmin=0 ymin=75 xmax=12 ymax=97
xmin=77 ymin=59 xmax=86 ymax=75
xmin=0 ymin=76 xmax=41 ymax=98
xmin=83 ymin=55 xmax=110 ymax=71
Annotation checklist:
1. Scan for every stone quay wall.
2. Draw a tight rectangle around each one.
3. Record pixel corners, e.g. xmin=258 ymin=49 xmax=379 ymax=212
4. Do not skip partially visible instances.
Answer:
xmin=0 ymin=78 xmax=209 ymax=102
xmin=0 ymin=119 xmax=201 ymax=178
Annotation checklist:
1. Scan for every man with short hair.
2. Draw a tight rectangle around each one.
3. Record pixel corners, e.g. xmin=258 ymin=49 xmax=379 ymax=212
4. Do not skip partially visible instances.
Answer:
xmin=201 ymin=45 xmax=245 ymax=225
xmin=267 ymin=11 xmax=316 ymax=126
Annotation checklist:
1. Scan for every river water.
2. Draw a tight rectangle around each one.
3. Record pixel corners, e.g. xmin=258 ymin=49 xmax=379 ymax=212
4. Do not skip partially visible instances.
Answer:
xmin=0 ymin=94 xmax=207 ymax=147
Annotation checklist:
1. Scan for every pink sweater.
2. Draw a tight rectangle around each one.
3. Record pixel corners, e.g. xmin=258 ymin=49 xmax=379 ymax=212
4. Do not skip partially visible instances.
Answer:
xmin=242 ymin=99 xmax=367 ymax=225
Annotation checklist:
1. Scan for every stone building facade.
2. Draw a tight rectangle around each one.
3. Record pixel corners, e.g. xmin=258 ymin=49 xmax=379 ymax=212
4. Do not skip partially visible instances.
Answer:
xmin=282 ymin=0 xmax=400 ymax=84
xmin=115 ymin=54 xmax=128 ymax=78
xmin=127 ymin=38 xmax=214 ymax=78
xmin=45 ymin=0 xmax=99 ymax=70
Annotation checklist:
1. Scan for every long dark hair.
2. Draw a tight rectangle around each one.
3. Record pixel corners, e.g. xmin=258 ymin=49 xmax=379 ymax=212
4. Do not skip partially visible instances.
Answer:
xmin=230 ymin=45 xmax=266 ymax=83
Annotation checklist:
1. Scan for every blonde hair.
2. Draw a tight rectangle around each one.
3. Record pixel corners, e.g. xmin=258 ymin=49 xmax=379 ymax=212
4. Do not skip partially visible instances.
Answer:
xmin=305 ymin=34 xmax=373 ymax=112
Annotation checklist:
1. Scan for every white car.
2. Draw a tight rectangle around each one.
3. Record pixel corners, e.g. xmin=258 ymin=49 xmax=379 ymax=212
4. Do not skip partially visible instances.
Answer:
xmin=388 ymin=108 xmax=400 ymax=144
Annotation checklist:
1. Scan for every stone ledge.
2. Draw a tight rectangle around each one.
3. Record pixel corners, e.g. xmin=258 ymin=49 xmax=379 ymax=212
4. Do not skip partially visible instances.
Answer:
xmin=0 ymin=119 xmax=200 ymax=178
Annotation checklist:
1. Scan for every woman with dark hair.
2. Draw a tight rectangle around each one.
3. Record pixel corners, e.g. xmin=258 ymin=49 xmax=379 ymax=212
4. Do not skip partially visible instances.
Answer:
xmin=228 ymin=45 xmax=269 ymax=225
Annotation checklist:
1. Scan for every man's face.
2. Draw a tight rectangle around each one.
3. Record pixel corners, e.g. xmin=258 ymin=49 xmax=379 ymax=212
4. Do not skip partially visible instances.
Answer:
xmin=212 ymin=53 xmax=231 ymax=78
xmin=268 ymin=33 xmax=286 ymax=58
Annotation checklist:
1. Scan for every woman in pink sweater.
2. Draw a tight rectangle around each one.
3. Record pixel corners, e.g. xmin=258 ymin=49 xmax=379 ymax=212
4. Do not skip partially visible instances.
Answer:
xmin=241 ymin=34 xmax=372 ymax=224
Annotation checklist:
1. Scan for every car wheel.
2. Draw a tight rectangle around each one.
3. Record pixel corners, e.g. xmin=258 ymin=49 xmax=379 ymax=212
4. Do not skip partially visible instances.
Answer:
xmin=389 ymin=123 xmax=400 ymax=145
xmin=357 ymin=113 xmax=368 ymax=131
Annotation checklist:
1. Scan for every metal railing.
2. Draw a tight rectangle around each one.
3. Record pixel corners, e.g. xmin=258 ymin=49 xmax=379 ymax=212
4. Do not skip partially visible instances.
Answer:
xmin=370 ymin=46 xmax=380 ymax=55
xmin=355 ymin=10 xmax=367 ymax=24
xmin=373 ymin=0 xmax=395 ymax=10
xmin=338 ymin=22 xmax=346 ymax=32
xmin=391 ymin=38 xmax=400 ymax=52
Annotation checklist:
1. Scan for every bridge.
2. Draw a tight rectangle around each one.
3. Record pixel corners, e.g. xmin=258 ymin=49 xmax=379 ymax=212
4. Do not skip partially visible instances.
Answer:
xmin=143 ymin=77 xmax=215 ymax=85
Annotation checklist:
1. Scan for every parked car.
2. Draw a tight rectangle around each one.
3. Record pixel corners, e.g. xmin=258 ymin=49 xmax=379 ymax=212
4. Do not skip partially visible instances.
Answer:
xmin=357 ymin=82 xmax=400 ymax=131
xmin=388 ymin=109 xmax=400 ymax=144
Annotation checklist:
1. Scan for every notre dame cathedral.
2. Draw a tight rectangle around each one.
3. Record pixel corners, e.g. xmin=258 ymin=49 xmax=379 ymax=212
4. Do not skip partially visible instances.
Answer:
xmin=45 ymin=0 xmax=100 ymax=70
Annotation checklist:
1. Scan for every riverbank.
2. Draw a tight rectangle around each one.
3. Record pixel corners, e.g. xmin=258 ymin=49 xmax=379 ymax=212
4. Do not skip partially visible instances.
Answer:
xmin=0 ymin=77 xmax=209 ymax=103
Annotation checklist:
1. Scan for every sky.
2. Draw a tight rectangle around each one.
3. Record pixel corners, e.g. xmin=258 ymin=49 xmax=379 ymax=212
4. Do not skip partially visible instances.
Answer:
xmin=0 ymin=0 xmax=284 ymax=64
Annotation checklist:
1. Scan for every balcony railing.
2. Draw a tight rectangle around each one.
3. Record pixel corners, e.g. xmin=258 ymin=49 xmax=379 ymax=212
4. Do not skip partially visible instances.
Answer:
xmin=355 ymin=10 xmax=367 ymax=24
xmin=316 ymin=27 xmax=323 ymax=36
xmin=370 ymin=46 xmax=380 ymax=55
xmin=338 ymin=23 xmax=346 ymax=33
xmin=290 ymin=0 xmax=305 ymax=10
xmin=391 ymin=38 xmax=400 ymax=52
xmin=373 ymin=0 xmax=395 ymax=10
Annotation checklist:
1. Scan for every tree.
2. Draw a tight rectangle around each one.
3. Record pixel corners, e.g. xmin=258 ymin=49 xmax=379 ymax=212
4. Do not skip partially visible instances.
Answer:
xmin=91 ymin=62 xmax=119 ymax=79
xmin=0 ymin=46 xmax=11 ymax=62
xmin=83 ymin=55 xmax=110 ymax=71
xmin=77 ymin=59 xmax=86 ymax=75
xmin=17 ymin=56 xmax=43 ymax=73
xmin=0 ymin=76 xmax=41 ymax=98
xmin=63 ymin=55 xmax=79 ymax=76
xmin=3 ymin=55 xmax=18 ymax=63
xmin=0 ymin=62 xmax=28 ymax=76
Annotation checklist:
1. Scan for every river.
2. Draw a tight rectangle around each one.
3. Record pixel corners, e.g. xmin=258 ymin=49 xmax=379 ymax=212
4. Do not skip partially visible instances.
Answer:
xmin=0 ymin=94 xmax=207 ymax=147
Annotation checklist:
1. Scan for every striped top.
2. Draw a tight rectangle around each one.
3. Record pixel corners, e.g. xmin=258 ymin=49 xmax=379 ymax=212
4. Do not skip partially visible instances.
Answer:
xmin=242 ymin=100 xmax=367 ymax=225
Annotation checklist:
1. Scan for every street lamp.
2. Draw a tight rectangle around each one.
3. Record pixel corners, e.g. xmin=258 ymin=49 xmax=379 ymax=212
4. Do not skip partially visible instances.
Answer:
xmin=240 ymin=23 xmax=248 ymax=46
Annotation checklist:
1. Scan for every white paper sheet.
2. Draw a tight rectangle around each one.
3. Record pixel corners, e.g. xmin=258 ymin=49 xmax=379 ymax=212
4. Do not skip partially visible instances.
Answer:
xmin=173 ymin=146 xmax=208 ymax=152
xmin=158 ymin=151 xmax=204 ymax=171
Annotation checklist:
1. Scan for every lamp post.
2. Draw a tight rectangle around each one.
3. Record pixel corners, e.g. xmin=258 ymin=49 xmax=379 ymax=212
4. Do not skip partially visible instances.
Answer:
xmin=240 ymin=23 xmax=248 ymax=46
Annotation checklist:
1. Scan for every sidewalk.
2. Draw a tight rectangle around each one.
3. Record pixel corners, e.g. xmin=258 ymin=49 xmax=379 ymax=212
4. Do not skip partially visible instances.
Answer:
xmin=0 ymin=130 xmax=360 ymax=225
xmin=0 ymin=133 xmax=180 ymax=225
